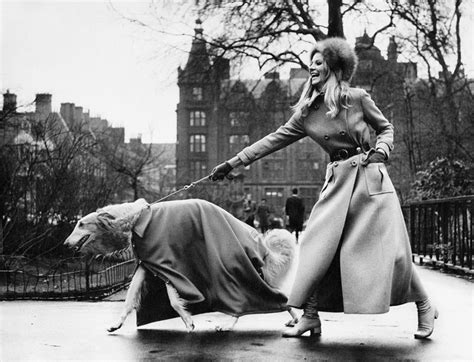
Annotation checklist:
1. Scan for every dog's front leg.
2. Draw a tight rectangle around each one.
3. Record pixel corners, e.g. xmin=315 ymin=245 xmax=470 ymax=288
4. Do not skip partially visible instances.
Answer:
xmin=165 ymin=282 xmax=195 ymax=332
xmin=107 ymin=265 xmax=146 ymax=333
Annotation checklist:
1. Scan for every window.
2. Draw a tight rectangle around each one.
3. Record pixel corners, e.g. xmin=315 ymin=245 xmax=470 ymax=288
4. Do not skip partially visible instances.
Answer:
xmin=190 ymin=160 xmax=207 ymax=179
xmin=229 ymin=111 xmax=249 ymax=127
xmin=264 ymin=187 xmax=285 ymax=215
xmin=190 ymin=111 xmax=206 ymax=126
xmin=229 ymin=134 xmax=249 ymax=154
xmin=189 ymin=134 xmax=206 ymax=152
xmin=192 ymin=87 xmax=203 ymax=100
xmin=262 ymin=159 xmax=284 ymax=180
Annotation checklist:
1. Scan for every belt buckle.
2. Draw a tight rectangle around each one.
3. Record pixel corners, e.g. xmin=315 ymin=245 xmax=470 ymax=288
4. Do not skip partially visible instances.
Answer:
xmin=338 ymin=149 xmax=349 ymax=160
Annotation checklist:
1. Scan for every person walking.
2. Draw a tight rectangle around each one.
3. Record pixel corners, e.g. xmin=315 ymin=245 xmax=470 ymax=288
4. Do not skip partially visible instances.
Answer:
xmin=256 ymin=198 xmax=271 ymax=233
xmin=285 ymin=188 xmax=305 ymax=242
xmin=210 ymin=37 xmax=437 ymax=340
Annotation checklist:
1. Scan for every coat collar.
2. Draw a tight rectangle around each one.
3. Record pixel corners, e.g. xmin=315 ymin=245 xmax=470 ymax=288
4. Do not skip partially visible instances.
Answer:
xmin=133 ymin=204 xmax=153 ymax=238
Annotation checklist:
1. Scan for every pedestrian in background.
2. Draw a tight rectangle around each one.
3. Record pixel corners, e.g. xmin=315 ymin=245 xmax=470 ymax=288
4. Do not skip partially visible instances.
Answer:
xmin=210 ymin=37 xmax=437 ymax=340
xmin=285 ymin=188 xmax=305 ymax=242
xmin=256 ymin=198 xmax=271 ymax=233
xmin=244 ymin=197 xmax=256 ymax=228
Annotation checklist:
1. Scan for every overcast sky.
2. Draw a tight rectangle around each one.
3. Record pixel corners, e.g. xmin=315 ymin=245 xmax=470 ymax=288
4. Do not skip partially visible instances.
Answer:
xmin=1 ymin=1 xmax=473 ymax=144
xmin=1 ymin=0 xmax=188 ymax=143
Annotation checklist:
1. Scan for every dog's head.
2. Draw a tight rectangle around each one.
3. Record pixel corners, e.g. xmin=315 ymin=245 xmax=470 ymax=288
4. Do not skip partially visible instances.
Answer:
xmin=64 ymin=199 xmax=148 ymax=256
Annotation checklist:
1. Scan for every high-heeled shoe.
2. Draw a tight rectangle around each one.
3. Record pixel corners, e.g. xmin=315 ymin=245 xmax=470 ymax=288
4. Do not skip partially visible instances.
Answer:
xmin=282 ymin=316 xmax=322 ymax=337
xmin=414 ymin=300 xmax=438 ymax=339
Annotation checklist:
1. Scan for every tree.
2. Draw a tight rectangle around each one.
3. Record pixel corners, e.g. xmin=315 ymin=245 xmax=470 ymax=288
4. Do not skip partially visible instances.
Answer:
xmin=411 ymin=157 xmax=472 ymax=200
xmin=384 ymin=0 xmax=473 ymax=161
xmin=97 ymin=138 xmax=166 ymax=201
xmin=114 ymin=0 xmax=398 ymax=73
xmin=0 ymin=112 xmax=114 ymax=257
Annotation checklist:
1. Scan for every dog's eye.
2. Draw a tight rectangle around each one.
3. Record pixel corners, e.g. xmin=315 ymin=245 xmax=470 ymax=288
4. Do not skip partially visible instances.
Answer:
xmin=78 ymin=222 xmax=84 ymax=228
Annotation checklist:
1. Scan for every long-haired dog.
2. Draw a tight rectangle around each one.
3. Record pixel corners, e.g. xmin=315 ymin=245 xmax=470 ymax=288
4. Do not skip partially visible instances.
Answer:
xmin=64 ymin=199 xmax=298 ymax=333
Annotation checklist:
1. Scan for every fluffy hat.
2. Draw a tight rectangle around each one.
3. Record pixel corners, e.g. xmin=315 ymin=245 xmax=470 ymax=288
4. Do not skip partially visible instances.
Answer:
xmin=309 ymin=37 xmax=358 ymax=82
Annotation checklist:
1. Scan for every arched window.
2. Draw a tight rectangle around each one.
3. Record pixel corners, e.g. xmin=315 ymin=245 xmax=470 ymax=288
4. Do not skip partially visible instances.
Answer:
xmin=190 ymin=111 xmax=206 ymax=126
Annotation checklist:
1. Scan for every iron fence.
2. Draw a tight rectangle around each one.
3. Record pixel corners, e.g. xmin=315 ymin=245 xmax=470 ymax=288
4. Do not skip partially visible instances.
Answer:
xmin=0 ymin=249 xmax=136 ymax=300
xmin=402 ymin=196 xmax=473 ymax=272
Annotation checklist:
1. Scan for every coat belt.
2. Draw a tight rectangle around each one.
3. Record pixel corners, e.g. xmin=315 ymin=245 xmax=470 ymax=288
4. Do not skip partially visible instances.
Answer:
xmin=330 ymin=148 xmax=359 ymax=162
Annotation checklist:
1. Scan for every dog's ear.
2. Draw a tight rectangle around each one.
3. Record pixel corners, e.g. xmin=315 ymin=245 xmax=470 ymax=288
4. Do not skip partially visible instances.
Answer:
xmin=96 ymin=211 xmax=116 ymax=231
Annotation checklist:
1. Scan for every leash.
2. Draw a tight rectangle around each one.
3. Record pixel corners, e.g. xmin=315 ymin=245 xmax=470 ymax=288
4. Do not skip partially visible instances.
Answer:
xmin=150 ymin=174 xmax=212 ymax=205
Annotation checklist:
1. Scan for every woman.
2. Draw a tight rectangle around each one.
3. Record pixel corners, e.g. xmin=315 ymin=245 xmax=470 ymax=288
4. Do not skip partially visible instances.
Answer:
xmin=210 ymin=37 xmax=437 ymax=339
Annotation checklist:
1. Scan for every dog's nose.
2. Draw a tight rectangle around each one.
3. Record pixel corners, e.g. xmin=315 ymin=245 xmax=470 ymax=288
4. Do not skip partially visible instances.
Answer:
xmin=64 ymin=238 xmax=73 ymax=247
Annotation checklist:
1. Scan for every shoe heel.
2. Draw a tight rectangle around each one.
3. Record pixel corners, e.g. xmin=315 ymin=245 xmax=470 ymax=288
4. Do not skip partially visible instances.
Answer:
xmin=310 ymin=327 xmax=321 ymax=337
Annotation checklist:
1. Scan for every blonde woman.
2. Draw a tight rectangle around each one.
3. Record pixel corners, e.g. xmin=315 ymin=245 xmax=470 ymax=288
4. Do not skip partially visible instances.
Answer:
xmin=211 ymin=37 xmax=437 ymax=339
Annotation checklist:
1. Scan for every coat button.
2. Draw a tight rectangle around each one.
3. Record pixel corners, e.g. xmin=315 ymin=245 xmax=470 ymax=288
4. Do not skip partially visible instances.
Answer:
xmin=324 ymin=135 xmax=330 ymax=140
xmin=334 ymin=162 xmax=339 ymax=167
xmin=351 ymin=160 xmax=357 ymax=167
xmin=339 ymin=130 xmax=346 ymax=136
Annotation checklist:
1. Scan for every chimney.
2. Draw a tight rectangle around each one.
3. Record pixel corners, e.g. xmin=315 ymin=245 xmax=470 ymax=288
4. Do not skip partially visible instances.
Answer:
xmin=35 ymin=93 xmax=52 ymax=116
xmin=60 ymin=103 xmax=75 ymax=125
xmin=214 ymin=57 xmax=230 ymax=80
xmin=3 ymin=90 xmax=17 ymax=113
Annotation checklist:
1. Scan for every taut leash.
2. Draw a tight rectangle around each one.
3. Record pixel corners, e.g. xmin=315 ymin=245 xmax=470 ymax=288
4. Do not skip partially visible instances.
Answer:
xmin=150 ymin=174 xmax=212 ymax=205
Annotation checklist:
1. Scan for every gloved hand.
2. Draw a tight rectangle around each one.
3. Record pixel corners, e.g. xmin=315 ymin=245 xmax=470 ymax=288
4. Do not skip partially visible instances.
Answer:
xmin=361 ymin=149 xmax=386 ymax=167
xmin=210 ymin=161 xmax=233 ymax=181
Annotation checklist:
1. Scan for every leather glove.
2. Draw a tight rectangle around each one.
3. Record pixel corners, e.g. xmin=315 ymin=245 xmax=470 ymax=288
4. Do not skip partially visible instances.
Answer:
xmin=361 ymin=149 xmax=386 ymax=167
xmin=210 ymin=161 xmax=233 ymax=181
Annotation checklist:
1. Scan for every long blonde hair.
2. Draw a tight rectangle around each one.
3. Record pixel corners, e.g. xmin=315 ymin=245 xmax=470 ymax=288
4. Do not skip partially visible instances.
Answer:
xmin=292 ymin=66 xmax=352 ymax=119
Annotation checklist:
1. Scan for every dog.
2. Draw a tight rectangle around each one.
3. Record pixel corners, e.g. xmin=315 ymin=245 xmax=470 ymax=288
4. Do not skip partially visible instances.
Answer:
xmin=64 ymin=198 xmax=299 ymax=333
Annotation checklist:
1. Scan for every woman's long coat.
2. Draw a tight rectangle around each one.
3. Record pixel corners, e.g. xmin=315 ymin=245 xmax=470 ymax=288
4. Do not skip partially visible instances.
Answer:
xmin=236 ymin=88 xmax=424 ymax=313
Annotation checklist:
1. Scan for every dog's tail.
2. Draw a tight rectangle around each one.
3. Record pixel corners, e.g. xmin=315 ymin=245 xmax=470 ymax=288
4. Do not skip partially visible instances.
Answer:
xmin=262 ymin=229 xmax=296 ymax=290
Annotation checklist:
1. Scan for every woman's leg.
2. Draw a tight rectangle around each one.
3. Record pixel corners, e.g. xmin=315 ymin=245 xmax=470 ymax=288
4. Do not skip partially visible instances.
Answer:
xmin=411 ymin=268 xmax=438 ymax=339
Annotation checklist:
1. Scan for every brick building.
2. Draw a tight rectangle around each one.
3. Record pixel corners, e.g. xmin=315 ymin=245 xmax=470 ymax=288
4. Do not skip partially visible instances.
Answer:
xmin=176 ymin=22 xmax=420 ymax=217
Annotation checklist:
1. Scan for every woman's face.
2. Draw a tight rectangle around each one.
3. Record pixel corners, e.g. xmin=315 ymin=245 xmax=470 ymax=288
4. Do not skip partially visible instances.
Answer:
xmin=309 ymin=52 xmax=328 ymax=88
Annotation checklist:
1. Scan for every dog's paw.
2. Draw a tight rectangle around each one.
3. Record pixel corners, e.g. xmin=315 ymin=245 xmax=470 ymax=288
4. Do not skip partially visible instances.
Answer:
xmin=215 ymin=325 xmax=233 ymax=332
xmin=284 ymin=317 xmax=299 ymax=327
xmin=107 ymin=322 xmax=123 ymax=333
xmin=184 ymin=319 xmax=195 ymax=333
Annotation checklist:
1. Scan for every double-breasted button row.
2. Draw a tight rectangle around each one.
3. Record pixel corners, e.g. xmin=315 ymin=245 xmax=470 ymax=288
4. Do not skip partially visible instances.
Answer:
xmin=323 ymin=130 xmax=347 ymax=141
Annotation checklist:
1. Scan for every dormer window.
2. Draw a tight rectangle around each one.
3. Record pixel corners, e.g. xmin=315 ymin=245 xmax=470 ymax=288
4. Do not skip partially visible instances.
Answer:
xmin=192 ymin=87 xmax=203 ymax=100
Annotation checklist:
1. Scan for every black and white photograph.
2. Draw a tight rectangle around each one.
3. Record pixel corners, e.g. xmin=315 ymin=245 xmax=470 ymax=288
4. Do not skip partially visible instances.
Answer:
xmin=1 ymin=1 xmax=473 ymax=360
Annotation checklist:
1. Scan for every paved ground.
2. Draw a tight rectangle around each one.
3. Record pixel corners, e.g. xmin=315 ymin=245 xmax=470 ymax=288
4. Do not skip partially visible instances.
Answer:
xmin=1 ymin=266 xmax=472 ymax=361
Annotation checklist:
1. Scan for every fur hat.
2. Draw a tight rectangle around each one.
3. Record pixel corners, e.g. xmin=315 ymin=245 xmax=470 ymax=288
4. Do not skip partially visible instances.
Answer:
xmin=309 ymin=37 xmax=358 ymax=82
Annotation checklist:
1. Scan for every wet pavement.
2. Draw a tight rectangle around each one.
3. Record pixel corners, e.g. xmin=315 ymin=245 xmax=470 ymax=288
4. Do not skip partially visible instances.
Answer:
xmin=1 ymin=266 xmax=472 ymax=361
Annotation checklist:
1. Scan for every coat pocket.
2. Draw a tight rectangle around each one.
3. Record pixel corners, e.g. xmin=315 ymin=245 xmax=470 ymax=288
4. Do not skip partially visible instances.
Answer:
xmin=364 ymin=163 xmax=395 ymax=196
xmin=320 ymin=166 xmax=334 ymax=196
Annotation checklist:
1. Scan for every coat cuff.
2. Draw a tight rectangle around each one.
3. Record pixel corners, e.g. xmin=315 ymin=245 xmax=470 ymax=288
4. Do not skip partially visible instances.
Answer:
xmin=375 ymin=142 xmax=391 ymax=159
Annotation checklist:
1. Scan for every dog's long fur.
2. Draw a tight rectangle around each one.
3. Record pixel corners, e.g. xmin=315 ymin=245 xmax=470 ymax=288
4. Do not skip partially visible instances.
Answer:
xmin=64 ymin=199 xmax=298 ymax=332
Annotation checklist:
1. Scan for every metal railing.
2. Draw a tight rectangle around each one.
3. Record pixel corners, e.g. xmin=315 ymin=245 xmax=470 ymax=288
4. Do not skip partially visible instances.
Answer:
xmin=0 ymin=249 xmax=136 ymax=300
xmin=402 ymin=196 xmax=473 ymax=272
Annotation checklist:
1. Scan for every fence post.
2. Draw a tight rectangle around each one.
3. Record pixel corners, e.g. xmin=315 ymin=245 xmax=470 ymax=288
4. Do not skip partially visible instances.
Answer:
xmin=85 ymin=259 xmax=90 ymax=294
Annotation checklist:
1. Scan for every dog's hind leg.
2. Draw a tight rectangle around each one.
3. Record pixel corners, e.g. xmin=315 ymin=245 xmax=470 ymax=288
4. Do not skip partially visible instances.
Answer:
xmin=215 ymin=316 xmax=239 ymax=332
xmin=165 ymin=282 xmax=195 ymax=332
xmin=285 ymin=307 xmax=299 ymax=327
xmin=107 ymin=265 xmax=146 ymax=333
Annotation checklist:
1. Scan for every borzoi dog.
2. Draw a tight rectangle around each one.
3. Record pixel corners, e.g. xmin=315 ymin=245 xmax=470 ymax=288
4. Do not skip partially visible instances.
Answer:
xmin=64 ymin=198 xmax=298 ymax=333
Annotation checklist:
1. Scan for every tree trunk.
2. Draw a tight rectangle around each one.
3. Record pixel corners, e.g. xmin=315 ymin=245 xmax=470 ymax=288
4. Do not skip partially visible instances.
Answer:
xmin=327 ymin=0 xmax=344 ymax=38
